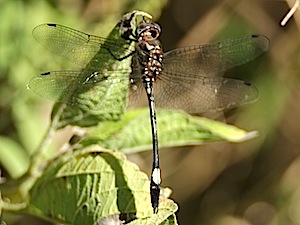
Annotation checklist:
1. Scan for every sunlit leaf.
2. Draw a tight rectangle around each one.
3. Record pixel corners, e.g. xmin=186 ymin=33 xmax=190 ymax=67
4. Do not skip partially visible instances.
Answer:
xmin=82 ymin=108 xmax=258 ymax=154
xmin=28 ymin=146 xmax=178 ymax=225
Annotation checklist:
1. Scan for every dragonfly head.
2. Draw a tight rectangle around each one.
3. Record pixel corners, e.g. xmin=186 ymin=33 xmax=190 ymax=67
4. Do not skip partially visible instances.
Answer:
xmin=120 ymin=10 xmax=154 ymax=42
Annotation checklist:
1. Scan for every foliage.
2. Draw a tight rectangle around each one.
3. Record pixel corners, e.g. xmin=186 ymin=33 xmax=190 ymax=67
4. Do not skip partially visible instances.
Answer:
xmin=1 ymin=0 xmax=293 ymax=225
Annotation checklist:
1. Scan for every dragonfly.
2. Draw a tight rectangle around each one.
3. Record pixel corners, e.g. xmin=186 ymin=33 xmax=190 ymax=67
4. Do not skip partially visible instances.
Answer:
xmin=28 ymin=11 xmax=269 ymax=213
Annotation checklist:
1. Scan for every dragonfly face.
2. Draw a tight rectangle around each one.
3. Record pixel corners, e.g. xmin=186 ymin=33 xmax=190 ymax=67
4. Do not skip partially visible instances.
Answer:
xmin=119 ymin=11 xmax=153 ymax=42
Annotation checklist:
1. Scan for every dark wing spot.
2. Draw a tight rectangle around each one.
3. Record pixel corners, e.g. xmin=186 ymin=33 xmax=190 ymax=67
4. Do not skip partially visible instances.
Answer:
xmin=47 ymin=23 xmax=57 ymax=27
xmin=41 ymin=72 xmax=51 ymax=76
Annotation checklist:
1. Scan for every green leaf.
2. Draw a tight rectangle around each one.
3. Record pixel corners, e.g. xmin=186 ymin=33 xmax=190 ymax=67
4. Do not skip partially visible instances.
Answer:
xmin=83 ymin=108 xmax=258 ymax=153
xmin=28 ymin=146 xmax=178 ymax=225
xmin=127 ymin=199 xmax=178 ymax=225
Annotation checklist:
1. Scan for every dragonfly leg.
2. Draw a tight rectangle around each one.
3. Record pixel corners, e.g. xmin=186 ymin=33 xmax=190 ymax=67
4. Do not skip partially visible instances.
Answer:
xmin=104 ymin=46 xmax=135 ymax=61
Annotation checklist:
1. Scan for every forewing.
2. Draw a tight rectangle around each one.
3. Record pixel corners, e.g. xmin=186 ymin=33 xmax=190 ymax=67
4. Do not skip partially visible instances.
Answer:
xmin=163 ymin=35 xmax=269 ymax=76
xmin=32 ymin=24 xmax=135 ymax=69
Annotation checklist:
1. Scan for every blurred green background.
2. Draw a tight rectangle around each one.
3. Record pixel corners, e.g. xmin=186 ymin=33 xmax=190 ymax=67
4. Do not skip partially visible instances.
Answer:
xmin=1 ymin=0 xmax=300 ymax=224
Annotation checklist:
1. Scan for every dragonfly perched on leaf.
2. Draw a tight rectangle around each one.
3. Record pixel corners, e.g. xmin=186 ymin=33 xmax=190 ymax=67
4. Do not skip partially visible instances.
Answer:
xmin=28 ymin=10 xmax=269 ymax=213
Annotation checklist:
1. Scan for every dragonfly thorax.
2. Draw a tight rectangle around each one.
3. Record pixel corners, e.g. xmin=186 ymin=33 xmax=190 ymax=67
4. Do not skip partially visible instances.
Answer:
xmin=136 ymin=22 xmax=164 ymax=81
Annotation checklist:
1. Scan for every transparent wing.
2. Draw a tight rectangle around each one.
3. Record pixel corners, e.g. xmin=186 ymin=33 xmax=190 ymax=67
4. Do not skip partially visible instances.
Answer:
xmin=32 ymin=24 xmax=135 ymax=69
xmin=27 ymin=70 xmax=131 ymax=104
xmin=163 ymin=35 xmax=269 ymax=76
xmin=27 ymin=71 xmax=81 ymax=102
xmin=153 ymin=71 xmax=258 ymax=113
